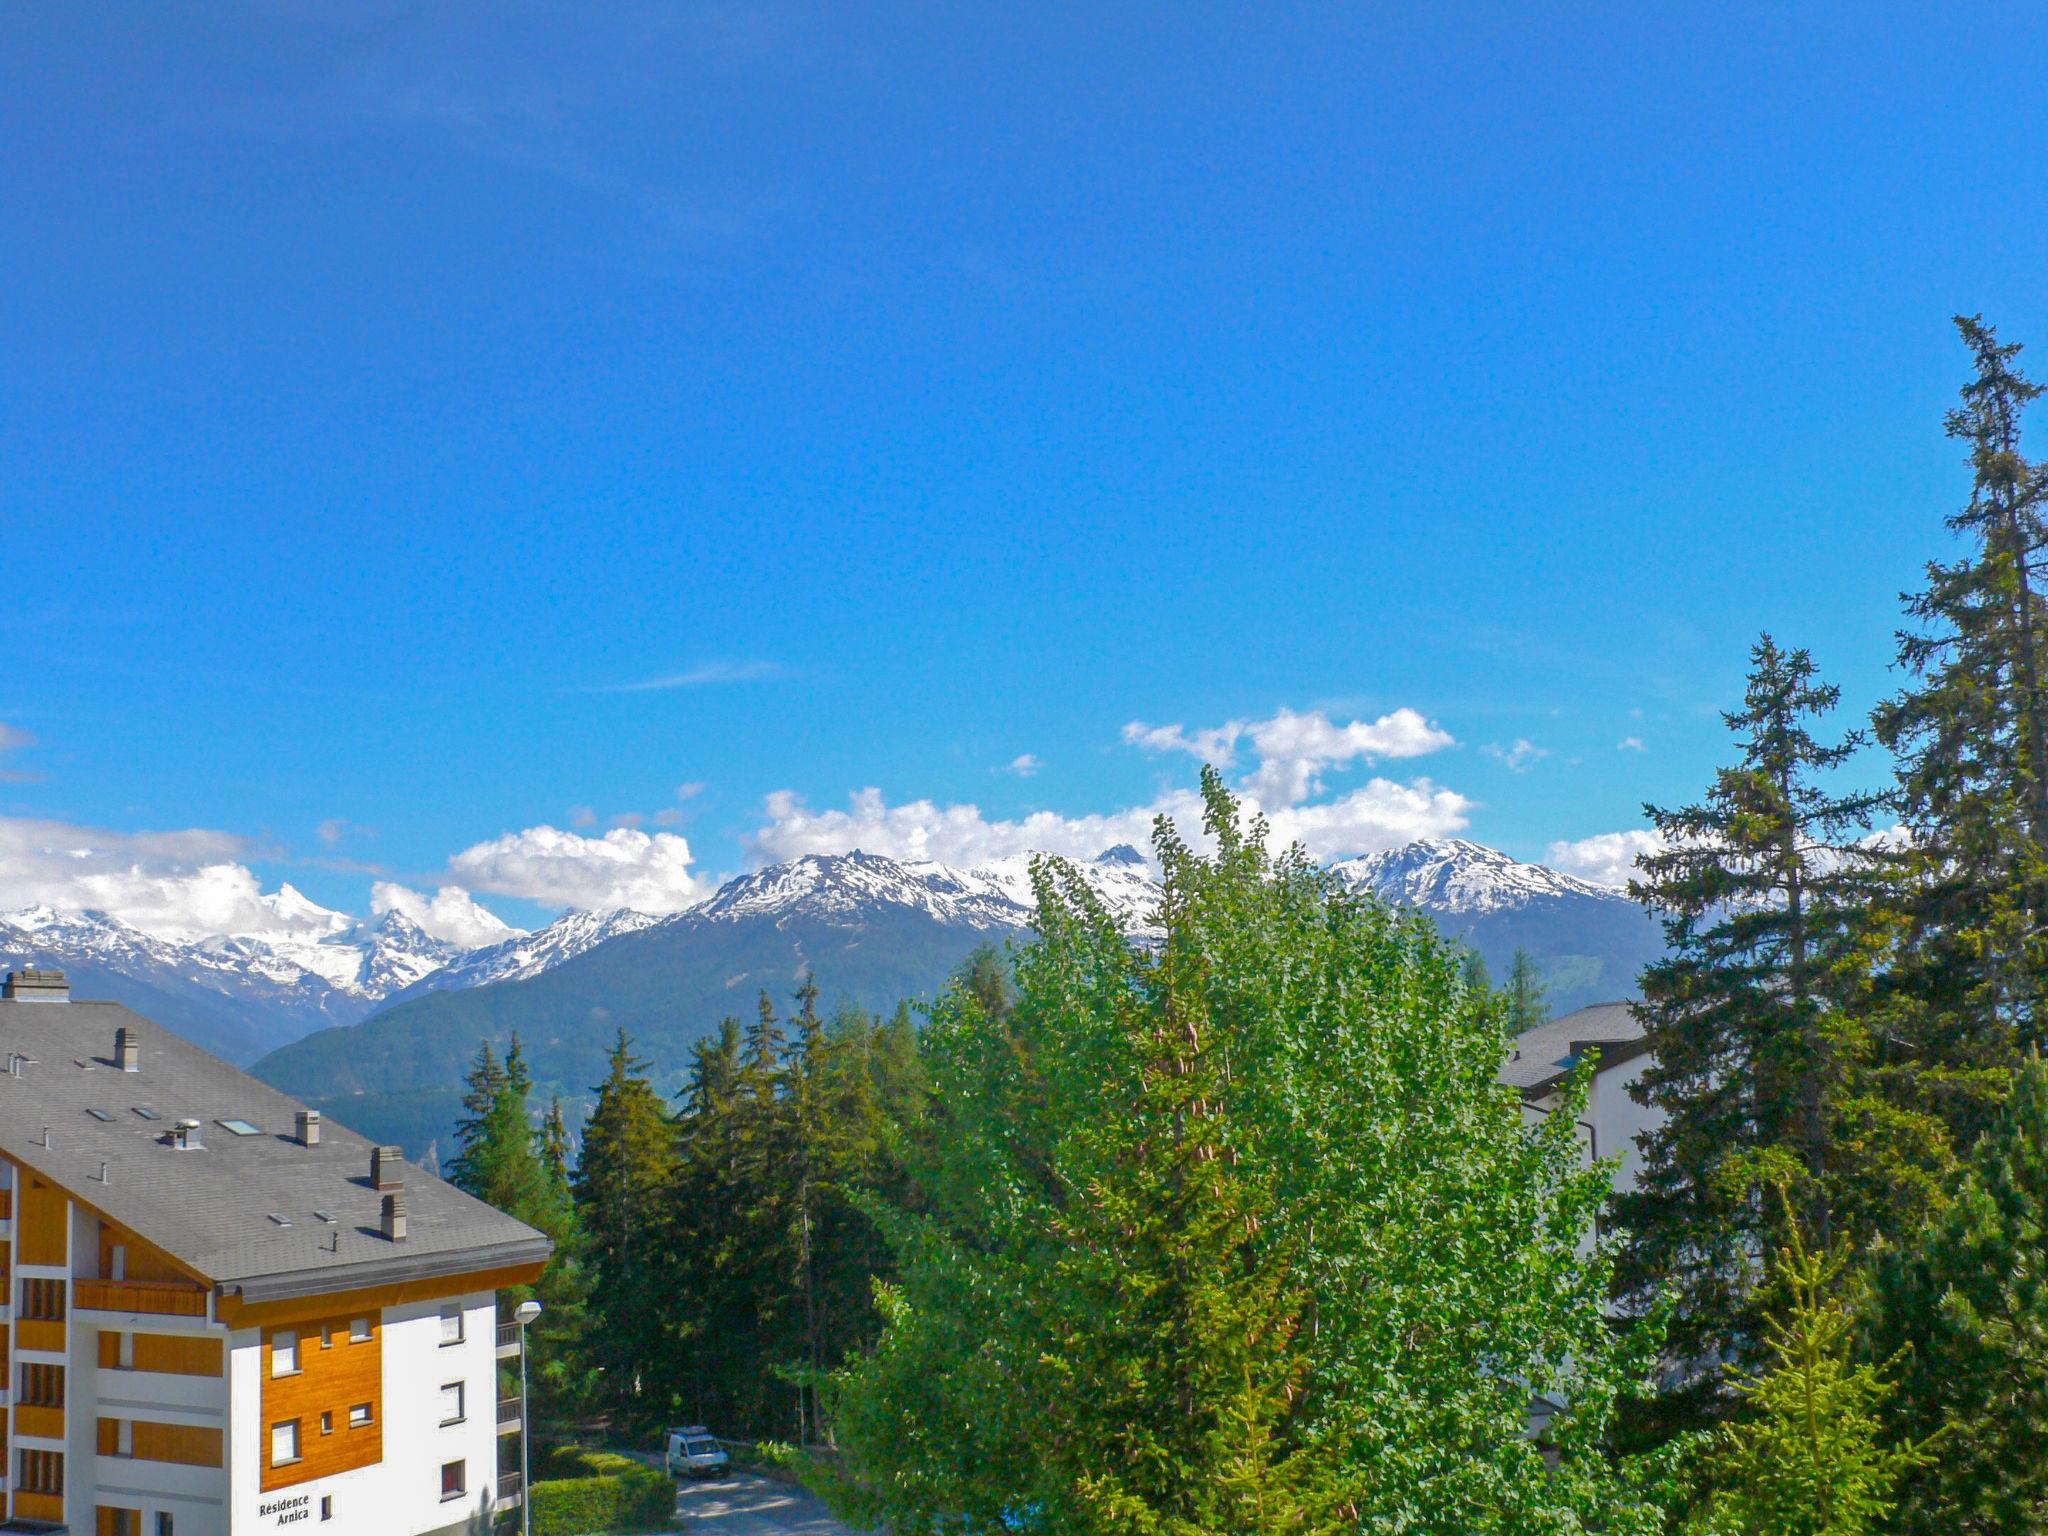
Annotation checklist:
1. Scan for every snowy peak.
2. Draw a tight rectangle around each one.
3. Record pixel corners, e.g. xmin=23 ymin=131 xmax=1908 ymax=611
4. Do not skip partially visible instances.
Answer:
xmin=697 ymin=847 xmax=1163 ymax=936
xmin=422 ymin=907 xmax=665 ymax=992
xmin=1331 ymin=837 xmax=1614 ymax=914
xmin=699 ymin=852 xmax=1030 ymax=930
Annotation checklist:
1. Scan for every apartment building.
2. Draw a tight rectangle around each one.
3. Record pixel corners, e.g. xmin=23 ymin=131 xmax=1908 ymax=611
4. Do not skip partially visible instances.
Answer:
xmin=1505 ymin=999 xmax=1659 ymax=1196
xmin=0 ymin=969 xmax=551 ymax=1535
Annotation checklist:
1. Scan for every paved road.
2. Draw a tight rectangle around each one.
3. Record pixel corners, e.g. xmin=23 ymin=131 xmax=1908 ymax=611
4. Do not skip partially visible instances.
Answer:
xmin=674 ymin=1469 xmax=856 ymax=1534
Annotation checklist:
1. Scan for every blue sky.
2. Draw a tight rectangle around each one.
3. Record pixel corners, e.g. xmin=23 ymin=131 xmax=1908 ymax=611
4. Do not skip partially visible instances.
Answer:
xmin=2 ymin=2 xmax=2045 ymax=939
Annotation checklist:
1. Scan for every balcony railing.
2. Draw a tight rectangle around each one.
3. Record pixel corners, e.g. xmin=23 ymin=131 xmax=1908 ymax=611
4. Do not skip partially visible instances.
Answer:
xmin=497 ymin=1398 xmax=522 ymax=1434
xmin=74 ymin=1279 xmax=207 ymax=1317
xmin=495 ymin=1321 xmax=522 ymax=1357
xmin=498 ymin=1471 xmax=524 ymax=1506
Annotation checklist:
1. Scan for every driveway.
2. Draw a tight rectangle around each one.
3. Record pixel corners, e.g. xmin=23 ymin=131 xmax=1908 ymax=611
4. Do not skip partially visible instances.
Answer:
xmin=674 ymin=1469 xmax=857 ymax=1534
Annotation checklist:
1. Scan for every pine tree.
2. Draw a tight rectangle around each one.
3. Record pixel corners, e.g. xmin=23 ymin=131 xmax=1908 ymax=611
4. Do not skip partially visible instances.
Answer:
xmin=1686 ymin=1196 xmax=1935 ymax=1536
xmin=1617 ymin=636 xmax=1917 ymax=1429
xmin=572 ymin=1029 xmax=677 ymax=1425
xmin=1861 ymin=1055 xmax=2048 ymax=1534
xmin=1506 ymin=947 xmax=1551 ymax=1033
xmin=1871 ymin=315 xmax=2048 ymax=1137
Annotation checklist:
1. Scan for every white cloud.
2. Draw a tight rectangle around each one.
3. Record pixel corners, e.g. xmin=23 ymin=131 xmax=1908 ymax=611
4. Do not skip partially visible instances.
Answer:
xmin=1545 ymin=829 xmax=1668 ymax=889
xmin=748 ymin=775 xmax=1471 ymax=871
xmin=1482 ymin=738 xmax=1550 ymax=773
xmin=1007 ymin=753 xmax=1042 ymax=777
xmin=1121 ymin=719 xmax=1244 ymax=765
xmin=316 ymin=818 xmax=349 ymax=846
xmin=568 ymin=805 xmax=597 ymax=829
xmin=596 ymin=659 xmax=787 ymax=693
xmin=0 ymin=815 xmax=331 ymax=942
xmin=371 ymin=882 xmax=523 ymax=947
xmin=445 ymin=824 xmax=711 ymax=913
xmin=0 ymin=723 xmax=33 ymax=752
xmin=1617 ymin=736 xmax=1646 ymax=752
xmin=1125 ymin=706 xmax=1456 ymax=807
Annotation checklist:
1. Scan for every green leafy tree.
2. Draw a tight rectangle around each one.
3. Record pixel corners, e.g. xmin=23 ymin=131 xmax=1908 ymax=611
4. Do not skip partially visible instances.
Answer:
xmin=824 ymin=770 xmax=1667 ymax=1535
xmin=1861 ymin=1055 xmax=2048 ymax=1534
xmin=1871 ymin=315 xmax=2048 ymax=1138
xmin=1687 ymin=1197 xmax=1935 ymax=1536
xmin=1617 ymin=636 xmax=1939 ymax=1432
xmin=572 ymin=1029 xmax=677 ymax=1425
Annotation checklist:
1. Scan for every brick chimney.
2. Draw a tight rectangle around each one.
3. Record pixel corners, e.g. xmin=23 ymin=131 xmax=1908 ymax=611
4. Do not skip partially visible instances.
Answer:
xmin=371 ymin=1145 xmax=404 ymax=1191
xmin=115 ymin=1027 xmax=140 ymax=1073
xmin=380 ymin=1191 xmax=407 ymax=1242
xmin=295 ymin=1110 xmax=321 ymax=1147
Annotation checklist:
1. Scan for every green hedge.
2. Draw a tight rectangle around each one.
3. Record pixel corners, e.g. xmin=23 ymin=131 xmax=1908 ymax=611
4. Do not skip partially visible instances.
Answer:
xmin=527 ymin=1447 xmax=673 ymax=1536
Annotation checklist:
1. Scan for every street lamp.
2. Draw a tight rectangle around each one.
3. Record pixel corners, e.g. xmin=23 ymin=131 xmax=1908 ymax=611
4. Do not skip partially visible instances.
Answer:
xmin=516 ymin=1299 xmax=542 ymax=1536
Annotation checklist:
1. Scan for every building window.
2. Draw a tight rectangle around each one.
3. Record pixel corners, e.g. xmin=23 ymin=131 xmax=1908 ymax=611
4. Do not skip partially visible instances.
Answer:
xmin=320 ymin=1496 xmax=332 ymax=1522
xmin=156 ymin=1514 xmax=174 ymax=1536
xmin=19 ymin=1448 xmax=63 ymax=1495
xmin=439 ymin=1382 xmax=465 ymax=1426
xmin=438 ymin=1304 xmax=464 ymax=1346
xmin=21 ymin=1276 xmax=64 ymax=1320
xmin=320 ymin=1411 xmax=333 ymax=1435
xmin=348 ymin=1402 xmax=373 ymax=1428
xmin=102 ymin=1510 xmax=139 ymax=1536
xmin=440 ymin=1459 xmax=466 ymax=1501
xmin=22 ymin=1361 xmax=65 ymax=1407
xmin=271 ymin=1330 xmax=299 ymax=1377
xmin=270 ymin=1419 xmax=300 ymax=1467
xmin=349 ymin=1316 xmax=371 ymax=1342
xmin=319 ymin=1324 xmax=332 ymax=1349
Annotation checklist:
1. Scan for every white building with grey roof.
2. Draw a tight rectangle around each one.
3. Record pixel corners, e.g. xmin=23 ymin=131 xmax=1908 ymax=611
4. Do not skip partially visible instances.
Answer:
xmin=0 ymin=969 xmax=550 ymax=1535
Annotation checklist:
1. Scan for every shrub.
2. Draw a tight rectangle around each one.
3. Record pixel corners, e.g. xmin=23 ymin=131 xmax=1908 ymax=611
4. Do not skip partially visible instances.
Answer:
xmin=527 ymin=1446 xmax=673 ymax=1536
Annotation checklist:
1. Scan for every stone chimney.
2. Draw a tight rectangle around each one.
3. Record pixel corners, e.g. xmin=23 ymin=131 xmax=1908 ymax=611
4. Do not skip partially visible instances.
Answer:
xmin=115 ymin=1027 xmax=141 ymax=1073
xmin=380 ymin=1191 xmax=407 ymax=1242
xmin=3 ymin=969 xmax=70 ymax=1002
xmin=371 ymin=1145 xmax=404 ymax=1191
xmin=295 ymin=1110 xmax=321 ymax=1147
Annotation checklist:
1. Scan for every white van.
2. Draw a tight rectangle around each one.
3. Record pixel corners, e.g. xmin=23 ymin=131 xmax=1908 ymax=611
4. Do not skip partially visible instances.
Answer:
xmin=665 ymin=1425 xmax=731 ymax=1479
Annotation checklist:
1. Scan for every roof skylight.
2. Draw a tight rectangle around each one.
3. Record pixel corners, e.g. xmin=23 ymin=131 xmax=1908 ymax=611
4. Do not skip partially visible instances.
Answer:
xmin=217 ymin=1118 xmax=263 ymax=1137
xmin=132 ymin=1107 xmax=160 ymax=1120
xmin=86 ymin=1108 xmax=114 ymax=1122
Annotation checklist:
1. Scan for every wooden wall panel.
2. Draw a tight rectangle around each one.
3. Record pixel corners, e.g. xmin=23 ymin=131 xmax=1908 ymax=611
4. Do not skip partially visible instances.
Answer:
xmin=259 ymin=1311 xmax=382 ymax=1492
xmin=16 ymin=1319 xmax=64 ymax=1354
xmin=17 ymin=1178 xmax=65 ymax=1266
xmin=97 ymin=1509 xmax=142 ymax=1536
xmin=131 ymin=1420 xmax=223 ymax=1468
xmin=98 ymin=1224 xmax=201 ymax=1287
xmin=14 ymin=1404 xmax=62 ymax=1440
xmin=16 ymin=1492 xmax=62 ymax=1524
xmin=133 ymin=1332 xmax=222 ymax=1377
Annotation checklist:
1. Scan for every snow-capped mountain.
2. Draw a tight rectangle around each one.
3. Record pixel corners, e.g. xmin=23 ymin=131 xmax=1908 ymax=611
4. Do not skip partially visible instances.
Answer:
xmin=1332 ymin=837 xmax=1615 ymax=914
xmin=696 ymin=846 xmax=1162 ymax=936
xmin=0 ymin=887 xmax=672 ymax=1065
xmin=399 ymin=907 xmax=664 ymax=996
xmin=253 ymin=837 xmax=1664 ymax=1160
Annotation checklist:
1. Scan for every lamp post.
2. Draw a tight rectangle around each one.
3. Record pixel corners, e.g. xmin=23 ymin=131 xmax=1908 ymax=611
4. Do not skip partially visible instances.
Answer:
xmin=516 ymin=1298 xmax=542 ymax=1536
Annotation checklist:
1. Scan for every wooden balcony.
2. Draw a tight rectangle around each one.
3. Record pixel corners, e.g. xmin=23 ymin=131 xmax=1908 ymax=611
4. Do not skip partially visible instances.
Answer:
xmin=74 ymin=1278 xmax=207 ymax=1317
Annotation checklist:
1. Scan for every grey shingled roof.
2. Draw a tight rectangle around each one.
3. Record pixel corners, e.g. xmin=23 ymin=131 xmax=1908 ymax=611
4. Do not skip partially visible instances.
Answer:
xmin=1501 ymin=1000 xmax=1647 ymax=1098
xmin=0 ymin=994 xmax=548 ymax=1302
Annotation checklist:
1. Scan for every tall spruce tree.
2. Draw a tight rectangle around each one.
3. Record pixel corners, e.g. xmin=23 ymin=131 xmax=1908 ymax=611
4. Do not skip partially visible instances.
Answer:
xmin=1871 ymin=315 xmax=2048 ymax=1137
xmin=1617 ymin=636 xmax=1906 ymax=1429
xmin=572 ymin=1029 xmax=676 ymax=1425
xmin=1861 ymin=1054 xmax=2048 ymax=1535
